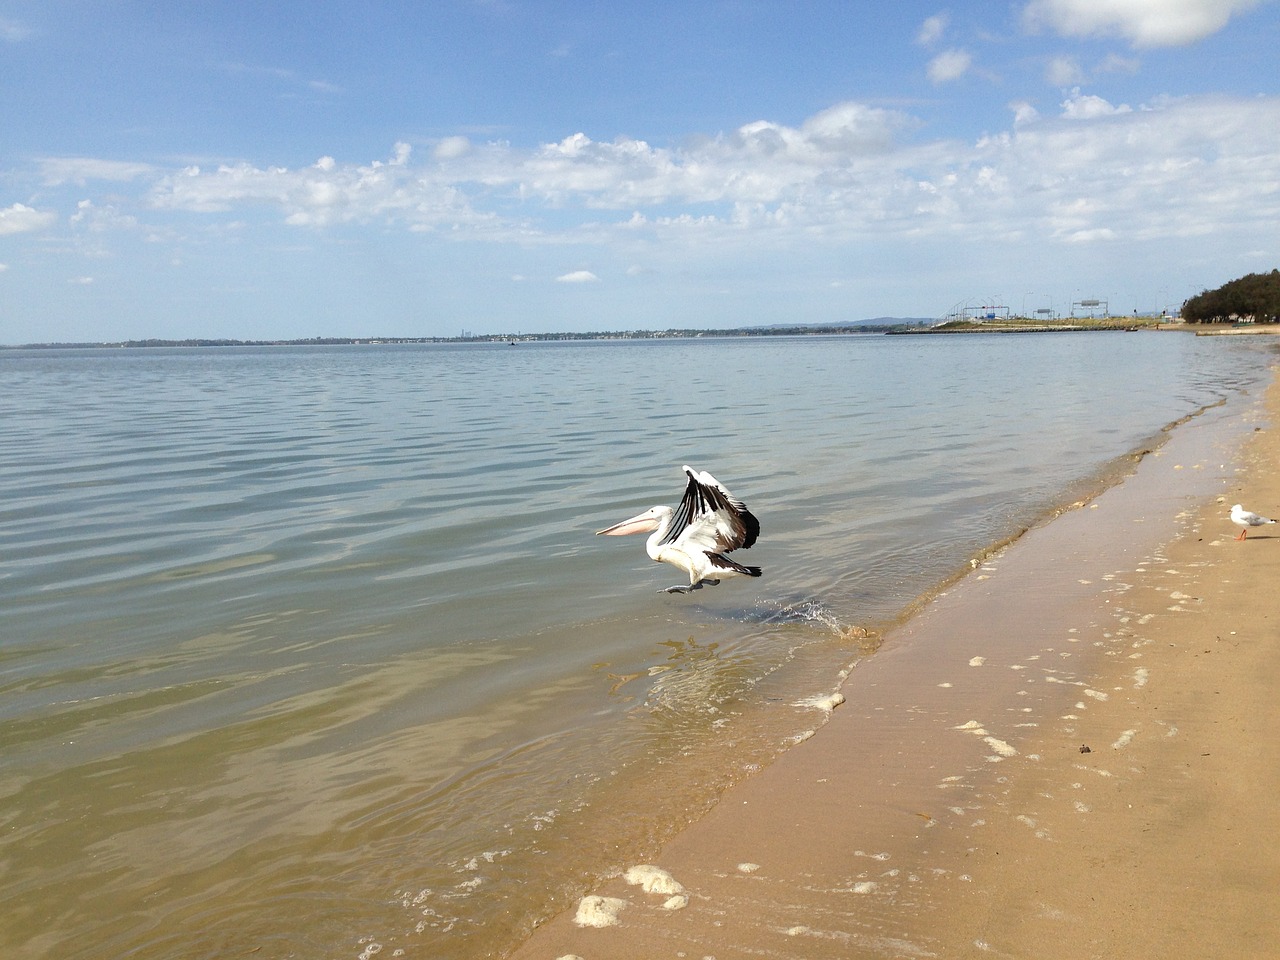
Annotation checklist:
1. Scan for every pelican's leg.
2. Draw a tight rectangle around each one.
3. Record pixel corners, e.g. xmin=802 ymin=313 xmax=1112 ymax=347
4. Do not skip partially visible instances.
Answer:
xmin=661 ymin=583 xmax=701 ymax=594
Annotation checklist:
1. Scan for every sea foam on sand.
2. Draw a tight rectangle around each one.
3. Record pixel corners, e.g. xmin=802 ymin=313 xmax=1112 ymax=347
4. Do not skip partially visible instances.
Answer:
xmin=624 ymin=864 xmax=689 ymax=909
xmin=572 ymin=895 xmax=627 ymax=928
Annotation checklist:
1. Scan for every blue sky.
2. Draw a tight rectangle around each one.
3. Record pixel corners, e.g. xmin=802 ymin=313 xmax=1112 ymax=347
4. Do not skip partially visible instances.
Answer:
xmin=2 ymin=0 xmax=1278 ymax=342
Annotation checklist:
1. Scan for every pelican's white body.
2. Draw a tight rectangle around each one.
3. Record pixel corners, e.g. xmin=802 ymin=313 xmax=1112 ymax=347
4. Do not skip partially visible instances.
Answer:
xmin=597 ymin=466 xmax=761 ymax=593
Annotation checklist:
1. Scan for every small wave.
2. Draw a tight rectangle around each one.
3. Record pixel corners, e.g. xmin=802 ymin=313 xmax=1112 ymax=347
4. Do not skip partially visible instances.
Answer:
xmin=747 ymin=598 xmax=881 ymax=648
xmin=750 ymin=598 xmax=843 ymax=631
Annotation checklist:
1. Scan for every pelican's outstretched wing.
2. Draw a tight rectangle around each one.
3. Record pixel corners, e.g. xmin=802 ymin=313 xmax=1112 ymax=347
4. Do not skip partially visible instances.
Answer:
xmin=660 ymin=465 xmax=759 ymax=553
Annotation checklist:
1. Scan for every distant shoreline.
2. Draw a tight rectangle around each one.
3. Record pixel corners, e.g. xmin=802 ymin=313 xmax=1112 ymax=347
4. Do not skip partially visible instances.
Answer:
xmin=0 ymin=325 xmax=917 ymax=350
xmin=5 ymin=319 xmax=1275 ymax=351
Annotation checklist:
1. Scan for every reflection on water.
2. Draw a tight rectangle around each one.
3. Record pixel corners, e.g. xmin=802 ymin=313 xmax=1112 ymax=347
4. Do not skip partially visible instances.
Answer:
xmin=0 ymin=334 xmax=1274 ymax=959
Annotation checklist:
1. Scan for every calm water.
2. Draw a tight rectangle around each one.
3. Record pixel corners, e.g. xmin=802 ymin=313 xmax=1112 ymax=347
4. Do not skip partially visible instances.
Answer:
xmin=1 ymin=333 xmax=1273 ymax=959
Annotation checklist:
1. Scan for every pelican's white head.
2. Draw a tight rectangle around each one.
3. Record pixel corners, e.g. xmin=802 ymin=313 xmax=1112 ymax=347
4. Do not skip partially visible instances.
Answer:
xmin=595 ymin=505 xmax=670 ymax=536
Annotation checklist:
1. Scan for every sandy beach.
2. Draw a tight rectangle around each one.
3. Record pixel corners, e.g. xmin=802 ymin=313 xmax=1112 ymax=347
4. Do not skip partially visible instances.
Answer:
xmin=510 ymin=360 xmax=1280 ymax=960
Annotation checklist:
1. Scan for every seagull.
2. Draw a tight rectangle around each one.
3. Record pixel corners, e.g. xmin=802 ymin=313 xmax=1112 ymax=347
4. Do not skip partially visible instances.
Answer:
xmin=596 ymin=465 xmax=761 ymax=593
xmin=1230 ymin=503 xmax=1275 ymax=540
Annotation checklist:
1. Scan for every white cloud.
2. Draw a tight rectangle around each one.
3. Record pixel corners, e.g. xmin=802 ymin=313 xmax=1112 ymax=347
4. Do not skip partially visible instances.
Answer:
xmin=928 ymin=49 xmax=974 ymax=83
xmin=970 ymin=94 xmax=1280 ymax=244
xmin=52 ymin=92 xmax=1274 ymax=263
xmin=1060 ymin=89 xmax=1132 ymax=118
xmin=556 ymin=270 xmax=599 ymax=283
xmin=1046 ymin=54 xmax=1085 ymax=86
xmin=0 ymin=203 xmax=57 ymax=235
xmin=1022 ymin=0 xmax=1262 ymax=47
xmin=40 ymin=157 xmax=156 ymax=186
xmin=150 ymin=143 xmax=486 ymax=230
xmin=1064 ymin=227 xmax=1117 ymax=243
xmin=70 ymin=199 xmax=138 ymax=232
xmin=435 ymin=136 xmax=472 ymax=160
xmin=917 ymin=13 xmax=949 ymax=45
xmin=799 ymin=101 xmax=907 ymax=152
xmin=1010 ymin=100 xmax=1042 ymax=124
xmin=0 ymin=262 xmax=9 ymax=272
xmin=1098 ymin=52 xmax=1142 ymax=73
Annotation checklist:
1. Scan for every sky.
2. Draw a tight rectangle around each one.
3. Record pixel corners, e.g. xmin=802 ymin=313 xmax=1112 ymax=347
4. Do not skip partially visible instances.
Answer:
xmin=2 ymin=0 xmax=1279 ymax=343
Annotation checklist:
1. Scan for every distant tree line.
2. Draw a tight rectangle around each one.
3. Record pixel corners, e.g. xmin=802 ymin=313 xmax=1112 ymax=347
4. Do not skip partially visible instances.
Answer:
xmin=1183 ymin=269 xmax=1280 ymax=323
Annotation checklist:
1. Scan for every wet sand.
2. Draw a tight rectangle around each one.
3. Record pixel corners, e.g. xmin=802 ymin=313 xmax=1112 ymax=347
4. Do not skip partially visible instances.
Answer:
xmin=509 ymin=365 xmax=1280 ymax=960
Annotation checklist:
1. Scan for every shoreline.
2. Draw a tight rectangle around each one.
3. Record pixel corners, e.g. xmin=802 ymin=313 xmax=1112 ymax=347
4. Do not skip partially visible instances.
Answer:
xmin=509 ymin=366 xmax=1280 ymax=959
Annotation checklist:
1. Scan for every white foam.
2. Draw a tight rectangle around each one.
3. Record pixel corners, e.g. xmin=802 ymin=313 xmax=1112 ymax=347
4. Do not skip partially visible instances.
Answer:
xmin=983 ymin=736 xmax=1017 ymax=757
xmin=1112 ymin=729 xmax=1137 ymax=749
xmin=854 ymin=850 xmax=892 ymax=861
xmin=737 ymin=862 xmax=761 ymax=874
xmin=624 ymin=864 xmax=685 ymax=896
xmin=573 ymin=895 xmax=627 ymax=928
xmin=969 ymin=656 xmax=986 ymax=667
xmin=795 ymin=692 xmax=845 ymax=712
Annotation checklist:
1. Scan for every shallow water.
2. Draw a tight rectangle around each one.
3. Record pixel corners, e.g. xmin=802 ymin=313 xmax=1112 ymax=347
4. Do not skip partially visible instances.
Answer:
xmin=0 ymin=332 xmax=1273 ymax=959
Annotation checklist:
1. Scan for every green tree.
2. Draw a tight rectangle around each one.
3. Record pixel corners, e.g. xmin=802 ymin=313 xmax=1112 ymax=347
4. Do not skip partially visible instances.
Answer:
xmin=1183 ymin=269 xmax=1280 ymax=323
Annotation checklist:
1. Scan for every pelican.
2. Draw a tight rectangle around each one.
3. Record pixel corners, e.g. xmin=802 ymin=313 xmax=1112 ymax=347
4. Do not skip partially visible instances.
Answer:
xmin=596 ymin=465 xmax=762 ymax=593
xmin=1230 ymin=503 xmax=1275 ymax=540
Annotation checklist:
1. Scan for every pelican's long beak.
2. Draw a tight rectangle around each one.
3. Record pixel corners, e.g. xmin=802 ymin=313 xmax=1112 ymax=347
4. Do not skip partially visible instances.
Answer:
xmin=596 ymin=512 xmax=660 ymax=536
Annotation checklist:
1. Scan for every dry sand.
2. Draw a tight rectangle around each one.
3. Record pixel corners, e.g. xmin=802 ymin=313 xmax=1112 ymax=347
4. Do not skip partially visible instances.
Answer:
xmin=510 ymin=366 xmax=1280 ymax=960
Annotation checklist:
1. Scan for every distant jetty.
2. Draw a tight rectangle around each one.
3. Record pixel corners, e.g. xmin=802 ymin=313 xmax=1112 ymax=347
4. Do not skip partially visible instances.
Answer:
xmin=896 ymin=317 xmax=1280 ymax=336
xmin=890 ymin=322 xmax=1143 ymax=335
